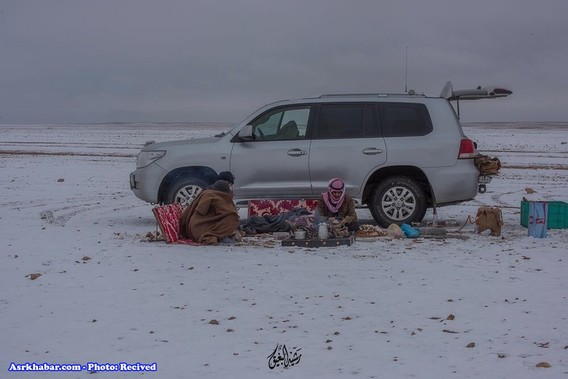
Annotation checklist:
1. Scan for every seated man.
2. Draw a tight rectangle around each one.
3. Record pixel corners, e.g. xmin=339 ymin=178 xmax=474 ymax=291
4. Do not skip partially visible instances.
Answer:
xmin=218 ymin=171 xmax=235 ymax=185
xmin=217 ymin=171 xmax=235 ymax=193
xmin=315 ymin=177 xmax=359 ymax=232
xmin=179 ymin=180 xmax=240 ymax=245
xmin=278 ymin=120 xmax=299 ymax=139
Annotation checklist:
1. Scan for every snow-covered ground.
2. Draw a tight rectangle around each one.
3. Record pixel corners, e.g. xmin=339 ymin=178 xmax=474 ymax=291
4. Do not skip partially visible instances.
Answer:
xmin=1 ymin=122 xmax=567 ymax=378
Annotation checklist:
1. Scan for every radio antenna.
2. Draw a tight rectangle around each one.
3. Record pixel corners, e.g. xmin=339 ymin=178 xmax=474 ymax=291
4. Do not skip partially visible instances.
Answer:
xmin=404 ymin=45 xmax=408 ymax=93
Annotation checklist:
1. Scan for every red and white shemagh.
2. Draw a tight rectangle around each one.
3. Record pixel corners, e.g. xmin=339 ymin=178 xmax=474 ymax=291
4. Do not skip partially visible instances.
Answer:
xmin=322 ymin=177 xmax=345 ymax=214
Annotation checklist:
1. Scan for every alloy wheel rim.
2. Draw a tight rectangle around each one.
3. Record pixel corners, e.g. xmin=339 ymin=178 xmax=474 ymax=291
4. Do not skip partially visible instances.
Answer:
xmin=381 ymin=186 xmax=416 ymax=221
xmin=175 ymin=185 xmax=202 ymax=207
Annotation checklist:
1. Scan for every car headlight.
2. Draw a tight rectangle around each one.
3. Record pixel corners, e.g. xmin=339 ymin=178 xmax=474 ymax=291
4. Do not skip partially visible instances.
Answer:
xmin=136 ymin=150 xmax=166 ymax=168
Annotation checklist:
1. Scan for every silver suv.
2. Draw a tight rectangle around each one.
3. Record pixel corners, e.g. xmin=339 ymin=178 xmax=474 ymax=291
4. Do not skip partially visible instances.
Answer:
xmin=130 ymin=82 xmax=511 ymax=227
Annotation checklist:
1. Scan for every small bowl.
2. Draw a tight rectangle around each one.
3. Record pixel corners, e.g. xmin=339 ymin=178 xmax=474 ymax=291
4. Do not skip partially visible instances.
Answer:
xmin=294 ymin=230 xmax=306 ymax=240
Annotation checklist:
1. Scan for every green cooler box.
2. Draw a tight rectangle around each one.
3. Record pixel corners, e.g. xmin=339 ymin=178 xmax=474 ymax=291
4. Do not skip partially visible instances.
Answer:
xmin=520 ymin=200 xmax=568 ymax=229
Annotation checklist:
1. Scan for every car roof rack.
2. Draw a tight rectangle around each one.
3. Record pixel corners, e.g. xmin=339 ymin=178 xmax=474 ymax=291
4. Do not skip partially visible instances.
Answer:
xmin=305 ymin=92 xmax=426 ymax=99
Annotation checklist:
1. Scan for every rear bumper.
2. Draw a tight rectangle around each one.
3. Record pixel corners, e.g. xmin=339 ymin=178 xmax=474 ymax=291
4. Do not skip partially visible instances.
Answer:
xmin=424 ymin=162 xmax=479 ymax=204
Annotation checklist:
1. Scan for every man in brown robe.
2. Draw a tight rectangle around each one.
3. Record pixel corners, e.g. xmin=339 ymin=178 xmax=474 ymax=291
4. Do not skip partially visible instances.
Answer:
xmin=179 ymin=180 xmax=240 ymax=245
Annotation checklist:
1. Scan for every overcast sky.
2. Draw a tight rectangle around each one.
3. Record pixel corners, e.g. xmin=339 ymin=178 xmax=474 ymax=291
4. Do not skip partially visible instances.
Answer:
xmin=1 ymin=0 xmax=567 ymax=124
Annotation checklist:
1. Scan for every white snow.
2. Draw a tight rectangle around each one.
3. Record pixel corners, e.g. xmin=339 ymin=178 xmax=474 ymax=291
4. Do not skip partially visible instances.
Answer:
xmin=1 ymin=122 xmax=567 ymax=378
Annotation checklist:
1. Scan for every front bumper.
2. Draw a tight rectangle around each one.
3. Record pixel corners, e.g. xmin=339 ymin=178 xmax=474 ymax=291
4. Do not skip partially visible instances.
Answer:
xmin=129 ymin=163 xmax=167 ymax=203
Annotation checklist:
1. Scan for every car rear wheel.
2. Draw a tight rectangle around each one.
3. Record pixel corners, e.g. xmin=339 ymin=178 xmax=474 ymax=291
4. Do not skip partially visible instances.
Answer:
xmin=369 ymin=176 xmax=427 ymax=227
xmin=165 ymin=178 xmax=208 ymax=207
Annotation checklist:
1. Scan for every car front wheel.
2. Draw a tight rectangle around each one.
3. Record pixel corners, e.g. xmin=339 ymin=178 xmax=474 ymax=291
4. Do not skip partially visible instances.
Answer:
xmin=165 ymin=178 xmax=208 ymax=208
xmin=369 ymin=176 xmax=427 ymax=227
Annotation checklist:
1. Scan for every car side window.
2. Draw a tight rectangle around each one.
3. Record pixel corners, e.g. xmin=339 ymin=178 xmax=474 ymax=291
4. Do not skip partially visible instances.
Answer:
xmin=379 ymin=103 xmax=433 ymax=137
xmin=314 ymin=104 xmax=375 ymax=139
xmin=251 ymin=107 xmax=310 ymax=141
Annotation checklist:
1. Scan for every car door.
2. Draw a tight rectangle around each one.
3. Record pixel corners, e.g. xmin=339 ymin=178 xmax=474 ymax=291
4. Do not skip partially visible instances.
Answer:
xmin=308 ymin=103 xmax=387 ymax=200
xmin=229 ymin=105 xmax=313 ymax=199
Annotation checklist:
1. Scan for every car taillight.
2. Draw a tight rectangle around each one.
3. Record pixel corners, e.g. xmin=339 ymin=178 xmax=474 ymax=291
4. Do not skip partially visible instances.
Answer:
xmin=458 ymin=138 xmax=476 ymax=159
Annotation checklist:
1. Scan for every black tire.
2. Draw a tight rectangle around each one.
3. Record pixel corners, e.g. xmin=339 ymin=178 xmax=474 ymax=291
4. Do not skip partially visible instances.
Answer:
xmin=369 ymin=176 xmax=427 ymax=227
xmin=165 ymin=177 xmax=208 ymax=207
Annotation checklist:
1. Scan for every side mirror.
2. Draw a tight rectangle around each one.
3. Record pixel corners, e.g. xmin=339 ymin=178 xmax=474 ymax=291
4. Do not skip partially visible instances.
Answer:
xmin=238 ymin=124 xmax=254 ymax=141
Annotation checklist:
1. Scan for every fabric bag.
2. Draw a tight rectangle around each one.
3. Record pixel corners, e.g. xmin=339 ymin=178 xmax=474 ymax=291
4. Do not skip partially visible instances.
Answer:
xmin=528 ymin=201 xmax=548 ymax=238
xmin=475 ymin=206 xmax=504 ymax=236
xmin=474 ymin=155 xmax=501 ymax=175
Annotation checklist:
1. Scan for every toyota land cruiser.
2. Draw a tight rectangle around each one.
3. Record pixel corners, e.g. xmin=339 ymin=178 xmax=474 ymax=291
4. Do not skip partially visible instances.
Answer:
xmin=130 ymin=82 xmax=511 ymax=226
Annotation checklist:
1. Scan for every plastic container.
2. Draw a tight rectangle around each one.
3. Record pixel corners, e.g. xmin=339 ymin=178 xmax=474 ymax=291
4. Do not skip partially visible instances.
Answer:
xmin=318 ymin=223 xmax=329 ymax=239
xmin=520 ymin=200 xmax=568 ymax=229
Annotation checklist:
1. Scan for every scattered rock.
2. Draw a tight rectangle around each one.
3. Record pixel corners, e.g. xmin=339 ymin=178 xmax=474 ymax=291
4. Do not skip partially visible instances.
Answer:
xmin=57 ymin=178 xmax=65 ymax=182
xmin=208 ymin=319 xmax=219 ymax=325
xmin=446 ymin=314 xmax=455 ymax=320
xmin=28 ymin=273 xmax=41 ymax=280
xmin=82 ymin=256 xmax=91 ymax=261
xmin=442 ymin=329 xmax=459 ymax=334
xmin=535 ymin=362 xmax=551 ymax=368
xmin=525 ymin=187 xmax=536 ymax=194
xmin=466 ymin=342 xmax=475 ymax=348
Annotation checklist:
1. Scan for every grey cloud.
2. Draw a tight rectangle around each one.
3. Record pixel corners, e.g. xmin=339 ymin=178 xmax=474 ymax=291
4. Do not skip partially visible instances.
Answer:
xmin=1 ymin=0 xmax=568 ymax=123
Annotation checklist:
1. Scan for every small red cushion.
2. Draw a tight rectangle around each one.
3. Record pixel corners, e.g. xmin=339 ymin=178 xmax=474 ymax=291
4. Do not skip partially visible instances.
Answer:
xmin=152 ymin=203 xmax=200 ymax=245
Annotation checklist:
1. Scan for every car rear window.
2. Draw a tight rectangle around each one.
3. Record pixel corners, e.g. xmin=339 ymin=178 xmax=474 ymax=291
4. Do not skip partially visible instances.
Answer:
xmin=378 ymin=103 xmax=433 ymax=137
xmin=314 ymin=104 xmax=377 ymax=139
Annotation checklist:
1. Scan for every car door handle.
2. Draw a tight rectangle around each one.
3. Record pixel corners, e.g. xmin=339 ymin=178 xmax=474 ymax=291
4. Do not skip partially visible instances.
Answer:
xmin=287 ymin=148 xmax=307 ymax=157
xmin=362 ymin=147 xmax=383 ymax=155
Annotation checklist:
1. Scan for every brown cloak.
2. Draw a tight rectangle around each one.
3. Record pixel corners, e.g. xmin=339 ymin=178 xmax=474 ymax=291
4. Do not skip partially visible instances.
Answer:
xmin=179 ymin=189 xmax=239 ymax=245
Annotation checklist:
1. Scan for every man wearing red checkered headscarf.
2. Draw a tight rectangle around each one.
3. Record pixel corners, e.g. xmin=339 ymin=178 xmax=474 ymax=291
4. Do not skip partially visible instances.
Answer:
xmin=316 ymin=178 xmax=358 ymax=232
